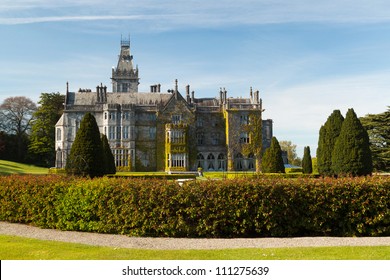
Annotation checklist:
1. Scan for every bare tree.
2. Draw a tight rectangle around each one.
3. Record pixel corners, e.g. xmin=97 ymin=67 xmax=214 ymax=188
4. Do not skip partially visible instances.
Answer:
xmin=0 ymin=96 xmax=37 ymax=160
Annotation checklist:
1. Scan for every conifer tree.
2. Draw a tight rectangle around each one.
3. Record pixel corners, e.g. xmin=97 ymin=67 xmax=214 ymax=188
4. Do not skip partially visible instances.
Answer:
xmin=101 ymin=134 xmax=116 ymax=174
xmin=66 ymin=113 xmax=105 ymax=177
xmin=317 ymin=110 xmax=344 ymax=176
xmin=261 ymin=136 xmax=285 ymax=173
xmin=332 ymin=108 xmax=373 ymax=176
xmin=302 ymin=146 xmax=313 ymax=174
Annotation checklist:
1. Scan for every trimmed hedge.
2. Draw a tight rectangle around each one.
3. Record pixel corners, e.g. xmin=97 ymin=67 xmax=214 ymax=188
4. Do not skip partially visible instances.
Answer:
xmin=0 ymin=175 xmax=389 ymax=237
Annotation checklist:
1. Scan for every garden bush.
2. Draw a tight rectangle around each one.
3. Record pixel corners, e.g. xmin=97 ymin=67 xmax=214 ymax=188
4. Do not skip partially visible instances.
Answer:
xmin=0 ymin=175 xmax=389 ymax=237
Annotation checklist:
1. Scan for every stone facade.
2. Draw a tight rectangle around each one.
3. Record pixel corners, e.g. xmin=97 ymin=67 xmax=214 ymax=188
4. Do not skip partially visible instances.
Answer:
xmin=55 ymin=39 xmax=273 ymax=172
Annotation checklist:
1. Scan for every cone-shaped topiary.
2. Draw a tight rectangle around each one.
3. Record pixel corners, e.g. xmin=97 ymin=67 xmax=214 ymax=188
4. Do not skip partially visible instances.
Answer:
xmin=101 ymin=134 xmax=116 ymax=175
xmin=262 ymin=136 xmax=285 ymax=173
xmin=317 ymin=109 xmax=344 ymax=176
xmin=332 ymin=108 xmax=373 ymax=176
xmin=66 ymin=112 xmax=105 ymax=177
xmin=302 ymin=146 xmax=313 ymax=174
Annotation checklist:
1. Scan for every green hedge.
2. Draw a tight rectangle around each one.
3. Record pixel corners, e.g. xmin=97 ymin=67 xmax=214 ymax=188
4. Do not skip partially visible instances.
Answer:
xmin=0 ymin=175 xmax=389 ymax=237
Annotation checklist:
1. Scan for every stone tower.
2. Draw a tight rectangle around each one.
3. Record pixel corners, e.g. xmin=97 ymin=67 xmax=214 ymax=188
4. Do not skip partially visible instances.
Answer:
xmin=111 ymin=38 xmax=139 ymax=93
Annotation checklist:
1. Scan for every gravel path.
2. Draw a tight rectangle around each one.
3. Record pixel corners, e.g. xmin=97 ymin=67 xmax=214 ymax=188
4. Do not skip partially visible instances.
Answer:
xmin=1 ymin=221 xmax=390 ymax=250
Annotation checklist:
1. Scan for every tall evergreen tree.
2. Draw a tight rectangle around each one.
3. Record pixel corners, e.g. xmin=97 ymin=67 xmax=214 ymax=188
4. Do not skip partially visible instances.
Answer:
xmin=360 ymin=107 xmax=390 ymax=172
xmin=29 ymin=93 xmax=65 ymax=166
xmin=302 ymin=146 xmax=313 ymax=174
xmin=261 ymin=136 xmax=285 ymax=173
xmin=317 ymin=109 xmax=344 ymax=176
xmin=101 ymin=134 xmax=116 ymax=174
xmin=332 ymin=108 xmax=373 ymax=176
xmin=66 ymin=113 xmax=105 ymax=177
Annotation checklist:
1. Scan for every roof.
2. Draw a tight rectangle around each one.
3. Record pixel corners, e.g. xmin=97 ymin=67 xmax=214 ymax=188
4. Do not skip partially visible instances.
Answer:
xmin=66 ymin=91 xmax=172 ymax=106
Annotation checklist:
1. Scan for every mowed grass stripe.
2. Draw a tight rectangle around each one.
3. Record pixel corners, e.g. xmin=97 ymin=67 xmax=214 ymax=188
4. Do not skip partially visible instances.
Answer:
xmin=1 ymin=235 xmax=389 ymax=260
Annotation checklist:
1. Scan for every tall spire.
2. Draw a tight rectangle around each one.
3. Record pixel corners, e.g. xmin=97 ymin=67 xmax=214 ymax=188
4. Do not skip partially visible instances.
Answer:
xmin=111 ymin=36 xmax=139 ymax=93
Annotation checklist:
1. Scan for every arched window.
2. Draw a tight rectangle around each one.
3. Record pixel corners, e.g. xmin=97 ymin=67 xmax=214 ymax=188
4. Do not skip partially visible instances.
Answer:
xmin=207 ymin=153 xmax=215 ymax=171
xmin=197 ymin=153 xmax=205 ymax=169
xmin=248 ymin=153 xmax=255 ymax=170
xmin=235 ymin=153 xmax=244 ymax=171
xmin=217 ymin=153 xmax=226 ymax=171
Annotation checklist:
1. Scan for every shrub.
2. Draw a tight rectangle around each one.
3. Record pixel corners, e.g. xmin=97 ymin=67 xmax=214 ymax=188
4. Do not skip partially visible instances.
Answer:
xmin=0 ymin=175 xmax=389 ymax=237
xmin=262 ymin=137 xmax=285 ymax=173
xmin=65 ymin=113 xmax=105 ymax=177
xmin=101 ymin=134 xmax=116 ymax=175
xmin=332 ymin=108 xmax=373 ymax=176
xmin=302 ymin=146 xmax=313 ymax=174
xmin=317 ymin=110 xmax=344 ymax=176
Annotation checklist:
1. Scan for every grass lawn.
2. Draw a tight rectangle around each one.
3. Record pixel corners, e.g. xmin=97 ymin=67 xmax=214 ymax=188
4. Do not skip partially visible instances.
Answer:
xmin=1 ymin=235 xmax=389 ymax=260
xmin=0 ymin=160 xmax=48 ymax=175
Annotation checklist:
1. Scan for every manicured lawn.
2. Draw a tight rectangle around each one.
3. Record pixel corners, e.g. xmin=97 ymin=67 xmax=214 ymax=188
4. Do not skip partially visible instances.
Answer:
xmin=1 ymin=235 xmax=389 ymax=260
xmin=0 ymin=160 xmax=48 ymax=175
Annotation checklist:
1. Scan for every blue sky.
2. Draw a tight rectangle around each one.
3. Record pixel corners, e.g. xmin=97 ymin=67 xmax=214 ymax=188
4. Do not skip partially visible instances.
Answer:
xmin=1 ymin=0 xmax=390 ymax=157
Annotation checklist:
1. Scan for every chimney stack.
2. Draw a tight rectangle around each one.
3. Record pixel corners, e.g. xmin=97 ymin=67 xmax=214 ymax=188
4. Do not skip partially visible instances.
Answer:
xmin=186 ymin=85 xmax=190 ymax=103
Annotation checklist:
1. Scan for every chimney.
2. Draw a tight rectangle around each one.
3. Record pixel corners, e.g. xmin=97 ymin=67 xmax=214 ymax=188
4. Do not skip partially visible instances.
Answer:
xmin=103 ymin=85 xmax=107 ymax=102
xmin=191 ymin=91 xmax=195 ymax=103
xmin=174 ymin=79 xmax=178 ymax=99
xmin=157 ymin=84 xmax=161 ymax=92
xmin=186 ymin=85 xmax=190 ymax=103
xmin=96 ymin=85 xmax=100 ymax=102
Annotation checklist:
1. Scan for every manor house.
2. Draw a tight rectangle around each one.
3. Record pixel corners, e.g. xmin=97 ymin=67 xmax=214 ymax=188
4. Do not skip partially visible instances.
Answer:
xmin=55 ymin=39 xmax=273 ymax=172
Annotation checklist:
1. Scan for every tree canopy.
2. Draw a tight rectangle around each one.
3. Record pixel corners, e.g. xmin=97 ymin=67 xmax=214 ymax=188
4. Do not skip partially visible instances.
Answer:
xmin=0 ymin=96 xmax=37 ymax=161
xmin=29 ymin=93 xmax=65 ymax=167
xmin=302 ymin=146 xmax=313 ymax=174
xmin=261 ymin=136 xmax=285 ymax=173
xmin=360 ymin=107 xmax=390 ymax=172
xmin=66 ymin=113 xmax=105 ymax=177
xmin=101 ymin=134 xmax=116 ymax=175
xmin=332 ymin=108 xmax=373 ymax=176
xmin=316 ymin=109 xmax=344 ymax=176
xmin=279 ymin=140 xmax=301 ymax=166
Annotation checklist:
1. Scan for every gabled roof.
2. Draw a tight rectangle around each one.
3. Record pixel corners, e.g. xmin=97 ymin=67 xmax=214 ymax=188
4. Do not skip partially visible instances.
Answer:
xmin=160 ymin=90 xmax=193 ymax=114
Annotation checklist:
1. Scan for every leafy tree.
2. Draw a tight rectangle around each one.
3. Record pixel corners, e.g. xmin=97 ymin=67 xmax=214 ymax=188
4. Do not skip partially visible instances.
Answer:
xmin=317 ymin=109 xmax=344 ymax=176
xmin=332 ymin=108 xmax=373 ymax=176
xmin=360 ymin=107 xmax=390 ymax=172
xmin=0 ymin=132 xmax=19 ymax=161
xmin=28 ymin=93 xmax=65 ymax=167
xmin=261 ymin=136 xmax=285 ymax=173
xmin=302 ymin=146 xmax=313 ymax=174
xmin=0 ymin=96 xmax=37 ymax=161
xmin=66 ymin=113 xmax=105 ymax=177
xmin=279 ymin=140 xmax=302 ymax=166
xmin=101 ymin=134 xmax=116 ymax=174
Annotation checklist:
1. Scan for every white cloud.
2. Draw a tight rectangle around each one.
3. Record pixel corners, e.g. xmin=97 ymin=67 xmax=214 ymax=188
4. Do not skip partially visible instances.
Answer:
xmin=0 ymin=15 xmax=164 ymax=25
xmin=2 ymin=0 xmax=390 ymax=27
xmin=263 ymin=71 xmax=390 ymax=155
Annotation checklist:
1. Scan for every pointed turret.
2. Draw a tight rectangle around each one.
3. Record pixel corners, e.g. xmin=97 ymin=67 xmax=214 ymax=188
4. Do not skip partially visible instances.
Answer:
xmin=111 ymin=38 xmax=139 ymax=93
